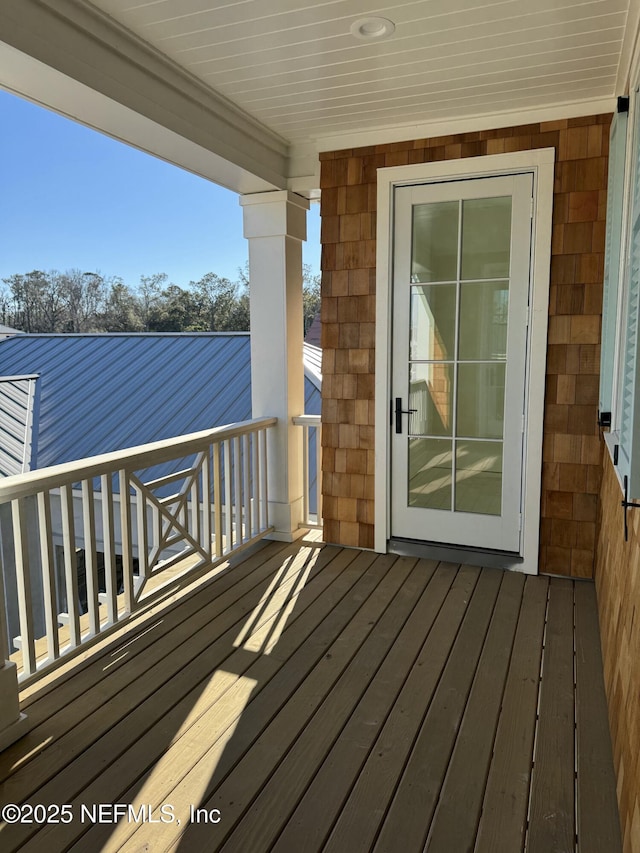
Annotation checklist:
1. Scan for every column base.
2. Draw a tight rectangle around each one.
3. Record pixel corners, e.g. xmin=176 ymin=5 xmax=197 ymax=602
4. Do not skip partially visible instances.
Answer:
xmin=0 ymin=712 xmax=29 ymax=752
xmin=265 ymin=498 xmax=306 ymax=542
xmin=0 ymin=661 xmax=29 ymax=751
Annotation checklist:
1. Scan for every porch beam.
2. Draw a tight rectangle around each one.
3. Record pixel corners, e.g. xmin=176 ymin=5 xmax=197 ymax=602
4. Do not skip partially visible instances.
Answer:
xmin=241 ymin=190 xmax=310 ymax=541
xmin=0 ymin=0 xmax=288 ymax=195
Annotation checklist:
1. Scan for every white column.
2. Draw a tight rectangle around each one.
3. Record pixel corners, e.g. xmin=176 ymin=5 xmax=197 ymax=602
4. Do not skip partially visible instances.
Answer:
xmin=241 ymin=190 xmax=309 ymax=541
xmin=0 ymin=565 xmax=29 ymax=751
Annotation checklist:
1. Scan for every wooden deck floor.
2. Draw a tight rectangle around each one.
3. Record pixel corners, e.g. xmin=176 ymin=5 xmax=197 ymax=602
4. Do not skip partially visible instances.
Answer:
xmin=0 ymin=538 xmax=621 ymax=853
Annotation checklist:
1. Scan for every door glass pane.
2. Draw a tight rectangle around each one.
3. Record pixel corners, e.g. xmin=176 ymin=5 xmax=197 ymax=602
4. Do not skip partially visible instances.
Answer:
xmin=410 ymin=284 xmax=456 ymax=360
xmin=409 ymin=438 xmax=452 ymax=509
xmin=455 ymin=441 xmax=503 ymax=515
xmin=411 ymin=201 xmax=459 ymax=282
xmin=456 ymin=363 xmax=506 ymax=439
xmin=461 ymin=196 xmax=511 ymax=280
xmin=409 ymin=363 xmax=453 ymax=436
xmin=459 ymin=281 xmax=509 ymax=360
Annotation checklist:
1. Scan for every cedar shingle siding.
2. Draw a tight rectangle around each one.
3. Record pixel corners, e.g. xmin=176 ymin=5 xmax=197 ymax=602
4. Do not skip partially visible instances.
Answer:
xmin=319 ymin=115 xmax=611 ymax=575
xmin=595 ymin=453 xmax=640 ymax=851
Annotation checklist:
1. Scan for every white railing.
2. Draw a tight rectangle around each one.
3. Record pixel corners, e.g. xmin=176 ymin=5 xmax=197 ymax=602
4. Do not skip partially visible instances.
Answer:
xmin=293 ymin=415 xmax=322 ymax=528
xmin=0 ymin=417 xmax=276 ymax=683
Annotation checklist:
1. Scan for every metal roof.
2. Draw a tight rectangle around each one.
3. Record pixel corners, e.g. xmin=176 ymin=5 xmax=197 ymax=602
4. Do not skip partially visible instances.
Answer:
xmin=0 ymin=375 xmax=38 ymax=475
xmin=0 ymin=333 xmax=321 ymax=476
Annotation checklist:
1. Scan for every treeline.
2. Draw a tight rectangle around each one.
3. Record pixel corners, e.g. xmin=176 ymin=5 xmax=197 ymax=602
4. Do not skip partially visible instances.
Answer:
xmin=0 ymin=265 xmax=321 ymax=335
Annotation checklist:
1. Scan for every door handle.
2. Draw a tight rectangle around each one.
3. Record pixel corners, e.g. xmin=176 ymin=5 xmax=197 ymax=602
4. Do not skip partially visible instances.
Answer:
xmin=395 ymin=397 xmax=417 ymax=434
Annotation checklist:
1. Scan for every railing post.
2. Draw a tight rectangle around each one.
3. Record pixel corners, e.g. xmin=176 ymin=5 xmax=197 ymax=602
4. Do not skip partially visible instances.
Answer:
xmin=0 ymin=557 xmax=29 ymax=750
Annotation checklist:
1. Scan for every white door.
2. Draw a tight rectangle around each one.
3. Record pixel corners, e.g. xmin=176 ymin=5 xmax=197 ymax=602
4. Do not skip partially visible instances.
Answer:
xmin=391 ymin=173 xmax=533 ymax=553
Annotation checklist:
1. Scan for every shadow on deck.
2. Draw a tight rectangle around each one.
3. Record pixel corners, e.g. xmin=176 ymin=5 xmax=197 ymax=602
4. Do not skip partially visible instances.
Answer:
xmin=0 ymin=536 xmax=622 ymax=852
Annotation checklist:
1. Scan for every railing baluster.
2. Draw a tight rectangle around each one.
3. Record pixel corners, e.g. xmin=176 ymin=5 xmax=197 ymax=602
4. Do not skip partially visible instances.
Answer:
xmin=37 ymin=491 xmax=59 ymax=662
xmin=224 ymin=439 xmax=233 ymax=553
xmin=178 ymin=498 xmax=187 ymax=532
xmin=292 ymin=415 xmax=322 ymax=528
xmin=60 ymin=484 xmax=81 ymax=648
xmin=12 ymin=498 xmax=36 ymax=675
xmin=260 ymin=428 xmax=268 ymax=530
xmin=202 ymin=448 xmax=212 ymax=558
xmin=233 ymin=436 xmax=242 ymax=545
xmin=81 ymin=480 xmax=100 ymax=636
xmin=0 ymin=549 xmax=11 ymax=665
xmin=151 ymin=501 xmax=161 ymax=571
xmin=135 ymin=484 xmax=149 ymax=585
xmin=100 ymin=474 xmax=118 ymax=625
xmin=119 ymin=469 xmax=134 ymax=614
xmin=302 ymin=423 xmax=310 ymax=523
xmin=213 ymin=443 xmax=223 ymax=559
xmin=251 ymin=430 xmax=259 ymax=536
xmin=316 ymin=423 xmax=323 ymax=525
xmin=243 ymin=433 xmax=251 ymax=543
xmin=191 ymin=470 xmax=200 ymax=550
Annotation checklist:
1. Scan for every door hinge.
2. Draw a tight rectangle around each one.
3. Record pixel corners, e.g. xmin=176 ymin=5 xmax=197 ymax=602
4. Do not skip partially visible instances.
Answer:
xmin=530 ymin=196 xmax=534 ymax=219
xmin=519 ymin=513 xmax=523 ymax=531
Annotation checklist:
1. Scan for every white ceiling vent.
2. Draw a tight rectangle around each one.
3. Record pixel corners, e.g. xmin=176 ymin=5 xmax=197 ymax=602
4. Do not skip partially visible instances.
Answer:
xmin=350 ymin=17 xmax=396 ymax=41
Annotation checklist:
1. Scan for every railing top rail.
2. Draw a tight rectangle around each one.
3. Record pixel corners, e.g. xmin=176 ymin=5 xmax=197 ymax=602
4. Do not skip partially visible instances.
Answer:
xmin=0 ymin=417 xmax=277 ymax=502
xmin=292 ymin=415 xmax=321 ymax=426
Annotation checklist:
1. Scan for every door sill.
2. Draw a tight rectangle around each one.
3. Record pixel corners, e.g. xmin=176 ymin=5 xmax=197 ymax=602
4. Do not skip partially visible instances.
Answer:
xmin=388 ymin=538 xmax=525 ymax=571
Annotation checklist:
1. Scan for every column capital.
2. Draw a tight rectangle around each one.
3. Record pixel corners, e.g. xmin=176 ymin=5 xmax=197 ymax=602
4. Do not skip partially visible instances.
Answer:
xmin=240 ymin=190 xmax=310 ymax=241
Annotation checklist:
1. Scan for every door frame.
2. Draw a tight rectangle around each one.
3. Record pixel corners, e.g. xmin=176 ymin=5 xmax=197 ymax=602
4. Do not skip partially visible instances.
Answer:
xmin=374 ymin=149 xmax=555 ymax=574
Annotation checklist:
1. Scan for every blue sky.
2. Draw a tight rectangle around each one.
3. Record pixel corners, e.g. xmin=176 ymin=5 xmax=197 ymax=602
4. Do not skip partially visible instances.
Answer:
xmin=0 ymin=89 xmax=320 ymax=288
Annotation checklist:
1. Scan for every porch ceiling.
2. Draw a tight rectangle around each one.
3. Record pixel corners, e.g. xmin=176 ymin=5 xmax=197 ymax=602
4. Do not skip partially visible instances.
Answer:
xmin=0 ymin=0 xmax=634 ymax=192
xmin=96 ymin=0 xmax=629 ymax=142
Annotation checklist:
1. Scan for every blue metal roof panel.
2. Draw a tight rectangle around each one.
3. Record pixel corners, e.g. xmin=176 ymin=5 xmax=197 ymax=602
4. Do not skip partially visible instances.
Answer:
xmin=0 ymin=334 xmax=321 ymax=472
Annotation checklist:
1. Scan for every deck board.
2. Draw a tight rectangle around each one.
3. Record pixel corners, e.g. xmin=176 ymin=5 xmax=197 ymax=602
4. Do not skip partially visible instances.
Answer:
xmin=2 ymin=540 xmax=341 ymax=811
xmin=9 ymin=543 xmax=367 ymax=852
xmin=124 ymin=551 xmax=404 ymax=852
xmin=370 ymin=567 xmax=504 ymax=853
xmin=186 ymin=555 xmax=422 ymax=853
xmin=323 ymin=564 xmax=484 ymax=853
xmin=475 ymin=575 xmax=549 ymax=852
xmin=68 ymin=547 xmax=386 ymax=853
xmin=208 ymin=556 xmax=429 ymax=853
xmin=423 ymin=571 xmax=525 ymax=852
xmin=0 ymin=540 xmax=621 ymax=853
xmin=527 ymin=577 xmax=576 ymax=853
xmin=272 ymin=559 xmax=456 ymax=853
xmin=575 ymin=582 xmax=623 ymax=853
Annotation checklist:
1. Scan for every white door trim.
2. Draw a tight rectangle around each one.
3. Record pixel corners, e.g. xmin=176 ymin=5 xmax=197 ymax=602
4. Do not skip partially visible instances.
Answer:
xmin=374 ymin=149 xmax=555 ymax=574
